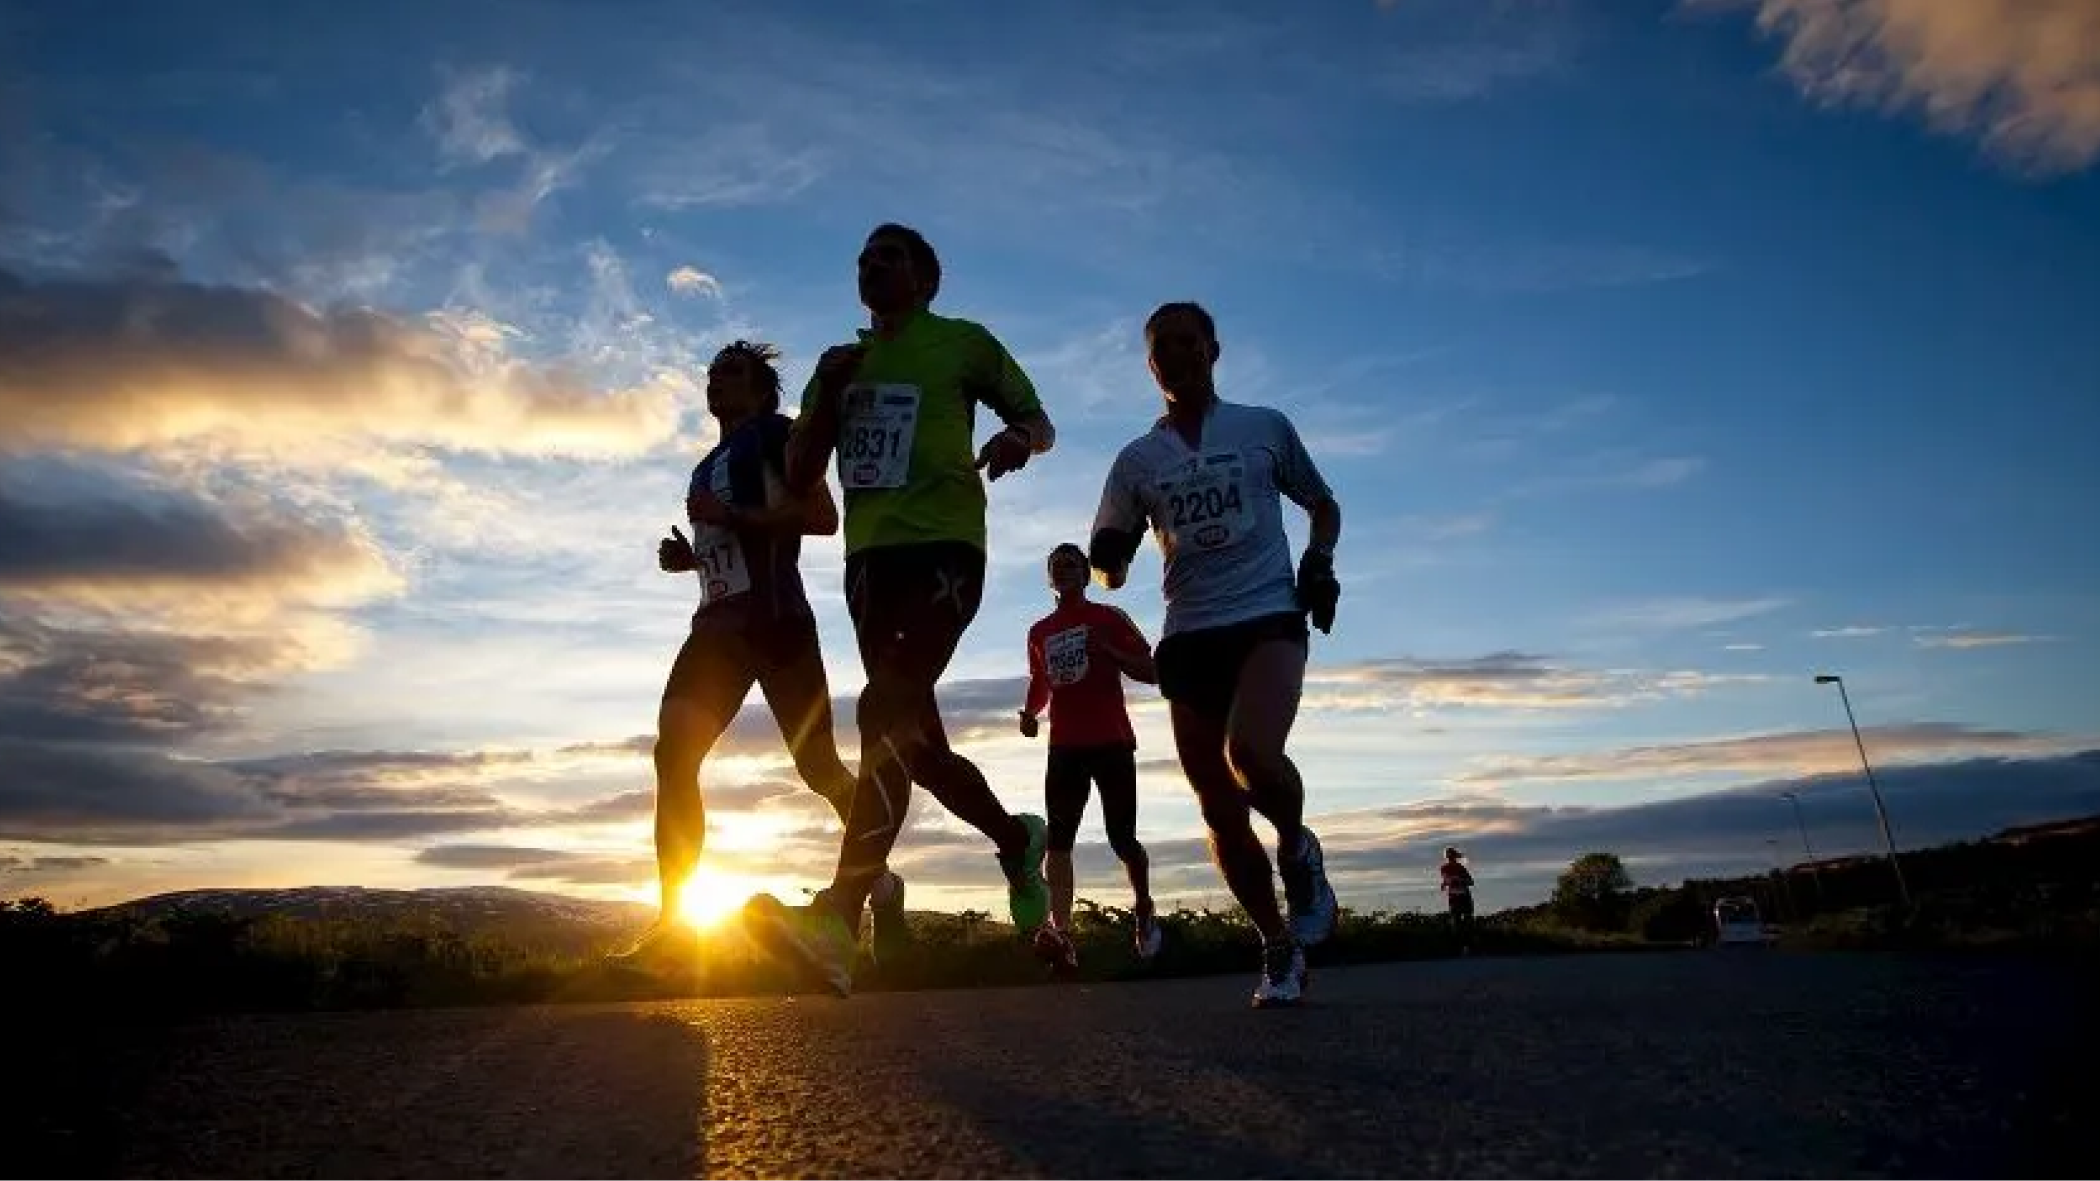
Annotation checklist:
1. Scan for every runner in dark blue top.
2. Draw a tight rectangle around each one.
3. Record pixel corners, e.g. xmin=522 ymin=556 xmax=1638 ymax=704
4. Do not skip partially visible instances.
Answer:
xmin=616 ymin=341 xmax=906 ymax=963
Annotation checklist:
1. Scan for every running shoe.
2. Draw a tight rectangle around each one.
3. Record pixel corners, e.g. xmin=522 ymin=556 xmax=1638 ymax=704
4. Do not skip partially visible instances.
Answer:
xmin=1133 ymin=902 xmax=1164 ymax=960
xmin=1279 ymin=826 xmax=1338 ymax=947
xmin=869 ymin=870 xmax=912 ymax=966
xmin=1252 ymin=936 xmax=1307 ymax=1009
xmin=606 ymin=920 xmax=696 ymax=966
xmin=998 ymin=813 xmax=1051 ymax=934
xmin=742 ymin=893 xmax=855 ymax=997
xmin=1032 ymin=922 xmax=1079 ymax=974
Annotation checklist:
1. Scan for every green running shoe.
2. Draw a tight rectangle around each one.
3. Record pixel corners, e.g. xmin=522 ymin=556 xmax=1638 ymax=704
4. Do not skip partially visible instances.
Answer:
xmin=999 ymin=813 xmax=1051 ymax=935
xmin=742 ymin=893 xmax=855 ymax=997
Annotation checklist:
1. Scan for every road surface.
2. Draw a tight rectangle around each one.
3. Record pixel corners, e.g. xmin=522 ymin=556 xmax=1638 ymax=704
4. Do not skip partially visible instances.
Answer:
xmin=20 ymin=951 xmax=2092 ymax=1178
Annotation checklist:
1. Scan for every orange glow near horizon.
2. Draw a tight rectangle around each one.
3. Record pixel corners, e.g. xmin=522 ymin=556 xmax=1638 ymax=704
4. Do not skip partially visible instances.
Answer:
xmin=675 ymin=866 xmax=760 ymax=931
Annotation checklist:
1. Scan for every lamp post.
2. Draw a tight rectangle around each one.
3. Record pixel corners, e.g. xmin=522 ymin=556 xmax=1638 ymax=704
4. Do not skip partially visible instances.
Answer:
xmin=1813 ymin=673 xmax=1912 ymax=908
xmin=1779 ymin=789 xmax=1825 ymax=905
xmin=1765 ymin=838 xmax=1795 ymax=920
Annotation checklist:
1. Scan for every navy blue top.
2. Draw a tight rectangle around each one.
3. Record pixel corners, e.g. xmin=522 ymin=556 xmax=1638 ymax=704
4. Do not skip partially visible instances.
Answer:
xmin=686 ymin=413 xmax=811 ymax=631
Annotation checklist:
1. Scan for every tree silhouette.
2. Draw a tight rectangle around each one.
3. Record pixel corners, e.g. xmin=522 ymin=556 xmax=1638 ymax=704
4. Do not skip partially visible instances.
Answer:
xmin=1553 ymin=852 xmax=1633 ymax=930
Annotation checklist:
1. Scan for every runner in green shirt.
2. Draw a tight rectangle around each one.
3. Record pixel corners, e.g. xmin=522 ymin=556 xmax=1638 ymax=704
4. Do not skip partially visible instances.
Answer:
xmin=743 ymin=223 xmax=1057 ymax=996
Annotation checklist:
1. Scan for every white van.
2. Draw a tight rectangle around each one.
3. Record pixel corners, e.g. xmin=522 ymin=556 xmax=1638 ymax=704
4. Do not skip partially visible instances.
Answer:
xmin=1713 ymin=896 xmax=1770 ymax=946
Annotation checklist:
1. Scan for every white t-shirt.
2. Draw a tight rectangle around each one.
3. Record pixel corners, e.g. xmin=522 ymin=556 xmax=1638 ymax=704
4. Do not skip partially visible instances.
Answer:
xmin=1092 ymin=399 xmax=1333 ymax=637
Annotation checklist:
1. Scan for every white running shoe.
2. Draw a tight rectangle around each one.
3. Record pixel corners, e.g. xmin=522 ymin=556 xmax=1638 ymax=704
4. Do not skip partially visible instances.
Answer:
xmin=1133 ymin=907 xmax=1164 ymax=960
xmin=1252 ymin=937 xmax=1307 ymax=1009
xmin=1279 ymin=826 xmax=1338 ymax=947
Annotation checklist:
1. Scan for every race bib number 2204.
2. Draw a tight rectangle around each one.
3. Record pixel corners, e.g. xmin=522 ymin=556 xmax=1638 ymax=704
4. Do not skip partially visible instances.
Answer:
xmin=1159 ymin=452 xmax=1250 ymax=552
xmin=839 ymin=384 xmax=920 ymax=490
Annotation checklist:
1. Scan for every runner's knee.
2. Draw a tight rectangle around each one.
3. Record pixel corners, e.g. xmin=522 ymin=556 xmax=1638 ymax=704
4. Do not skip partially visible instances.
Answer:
xmin=1108 ymin=831 xmax=1147 ymax=865
xmin=1195 ymin=785 xmax=1253 ymax=837
xmin=1047 ymin=812 xmax=1082 ymax=852
xmin=1223 ymin=732 xmax=1288 ymax=789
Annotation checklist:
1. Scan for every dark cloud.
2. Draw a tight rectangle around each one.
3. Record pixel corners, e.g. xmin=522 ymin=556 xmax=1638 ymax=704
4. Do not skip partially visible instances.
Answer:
xmin=557 ymin=788 xmax=655 ymax=823
xmin=1319 ymin=750 xmax=2100 ymax=910
xmin=1308 ymin=651 xmax=1752 ymax=711
xmin=0 ymin=481 xmax=388 ymax=594
xmin=0 ymin=615 xmax=291 ymax=744
xmin=861 ymin=752 xmax=2100 ymax=914
xmin=506 ymin=856 xmax=656 ymax=887
xmin=0 ymin=740 xmax=520 ymax=845
xmin=0 ymin=854 xmax=111 ymax=873
xmin=415 ymin=844 xmax=574 ymax=870
xmin=0 ymin=265 xmax=673 ymax=456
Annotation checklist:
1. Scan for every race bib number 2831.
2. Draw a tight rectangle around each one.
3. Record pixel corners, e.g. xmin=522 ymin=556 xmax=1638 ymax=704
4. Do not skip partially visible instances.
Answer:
xmin=839 ymin=384 xmax=920 ymax=490
xmin=1158 ymin=452 xmax=1250 ymax=552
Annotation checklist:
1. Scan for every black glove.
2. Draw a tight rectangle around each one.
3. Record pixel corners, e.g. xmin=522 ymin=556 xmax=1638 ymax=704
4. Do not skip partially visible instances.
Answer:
xmin=659 ymin=526 xmax=696 ymax=574
xmin=1296 ymin=548 xmax=1340 ymax=634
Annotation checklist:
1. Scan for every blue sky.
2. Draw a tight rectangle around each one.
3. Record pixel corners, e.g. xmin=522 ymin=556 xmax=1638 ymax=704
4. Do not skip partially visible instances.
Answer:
xmin=2 ymin=0 xmax=2097 ymax=915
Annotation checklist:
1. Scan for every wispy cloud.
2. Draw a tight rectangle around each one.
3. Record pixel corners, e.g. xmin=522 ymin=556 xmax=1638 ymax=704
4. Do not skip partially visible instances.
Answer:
xmin=1372 ymin=0 xmax=1575 ymax=103
xmin=1396 ymin=511 xmax=1497 ymax=542
xmin=1455 ymin=722 xmax=2081 ymax=785
xmin=1812 ymin=625 xmax=1886 ymax=639
xmin=422 ymin=66 xmax=528 ymax=167
xmin=1694 ymin=0 xmax=2100 ymax=176
xmin=1307 ymin=651 xmax=1767 ymax=712
xmin=1584 ymin=596 xmax=1792 ymax=632
xmin=1368 ymin=239 xmax=1709 ymax=294
xmin=1916 ymin=630 xmax=2059 ymax=651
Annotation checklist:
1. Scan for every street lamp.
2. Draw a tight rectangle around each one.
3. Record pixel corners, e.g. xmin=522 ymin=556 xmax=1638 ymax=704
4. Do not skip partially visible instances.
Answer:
xmin=1813 ymin=673 xmax=1912 ymax=908
xmin=1778 ymin=789 xmax=1825 ymax=905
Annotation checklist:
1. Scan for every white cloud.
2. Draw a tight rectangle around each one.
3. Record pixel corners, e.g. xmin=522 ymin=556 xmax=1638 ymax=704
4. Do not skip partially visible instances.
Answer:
xmin=1812 ymin=625 xmax=1887 ymax=639
xmin=1583 ymin=596 xmax=1793 ymax=632
xmin=666 ymin=266 xmax=724 ymax=299
xmin=1916 ymin=630 xmax=2059 ymax=651
xmin=423 ymin=66 xmax=528 ymax=166
xmin=1695 ymin=0 xmax=2100 ymax=176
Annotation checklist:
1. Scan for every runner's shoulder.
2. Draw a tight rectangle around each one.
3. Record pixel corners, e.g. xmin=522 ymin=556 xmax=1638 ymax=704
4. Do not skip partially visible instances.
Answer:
xmin=911 ymin=310 xmax=1008 ymax=355
xmin=1091 ymin=601 xmax=1142 ymax=630
xmin=1221 ymin=399 xmax=1300 ymax=441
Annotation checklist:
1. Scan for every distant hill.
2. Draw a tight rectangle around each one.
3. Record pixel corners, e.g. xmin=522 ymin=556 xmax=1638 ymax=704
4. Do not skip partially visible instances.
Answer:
xmin=85 ymin=885 xmax=652 ymax=944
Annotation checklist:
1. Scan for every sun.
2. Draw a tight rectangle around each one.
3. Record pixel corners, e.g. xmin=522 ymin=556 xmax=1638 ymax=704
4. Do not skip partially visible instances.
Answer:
xmin=675 ymin=866 xmax=755 ymax=932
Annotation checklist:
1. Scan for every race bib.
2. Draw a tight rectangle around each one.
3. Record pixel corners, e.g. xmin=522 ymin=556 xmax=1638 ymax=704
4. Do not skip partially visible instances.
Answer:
xmin=1044 ymin=625 xmax=1090 ymax=687
xmin=692 ymin=461 xmax=750 ymax=605
xmin=1157 ymin=451 xmax=1250 ymax=553
xmin=839 ymin=383 xmax=920 ymax=490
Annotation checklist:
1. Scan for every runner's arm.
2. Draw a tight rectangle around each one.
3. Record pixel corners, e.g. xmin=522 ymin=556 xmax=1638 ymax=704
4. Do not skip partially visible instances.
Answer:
xmin=1102 ymin=607 xmax=1158 ymax=685
xmin=737 ymin=418 xmax=837 ymax=536
xmin=785 ymin=367 xmax=845 ymax=495
xmin=1273 ymin=409 xmax=1341 ymax=556
xmin=1023 ymin=635 xmax=1052 ymax=720
xmin=799 ymin=479 xmax=840 ymax=537
xmin=727 ymin=463 xmax=836 ymax=536
xmin=1088 ymin=451 xmax=1146 ymax=591
xmin=971 ymin=324 xmax=1056 ymax=457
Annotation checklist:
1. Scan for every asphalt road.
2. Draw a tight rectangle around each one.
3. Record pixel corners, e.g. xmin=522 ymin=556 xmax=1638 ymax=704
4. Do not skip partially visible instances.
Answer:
xmin=19 ymin=951 xmax=2094 ymax=1178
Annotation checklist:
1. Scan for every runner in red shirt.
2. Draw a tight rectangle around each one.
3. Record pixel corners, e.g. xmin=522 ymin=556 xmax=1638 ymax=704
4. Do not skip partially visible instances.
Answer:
xmin=1020 ymin=543 xmax=1162 ymax=967
xmin=1441 ymin=846 xmax=1476 ymax=953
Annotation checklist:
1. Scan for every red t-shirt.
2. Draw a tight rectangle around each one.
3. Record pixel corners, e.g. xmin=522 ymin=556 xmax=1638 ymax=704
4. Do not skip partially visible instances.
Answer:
xmin=1024 ymin=599 xmax=1148 ymax=749
xmin=1441 ymin=861 xmax=1474 ymax=895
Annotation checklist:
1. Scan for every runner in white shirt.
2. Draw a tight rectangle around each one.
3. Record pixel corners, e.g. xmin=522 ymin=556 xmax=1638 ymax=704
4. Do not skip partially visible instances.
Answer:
xmin=1088 ymin=300 xmax=1343 ymax=1009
